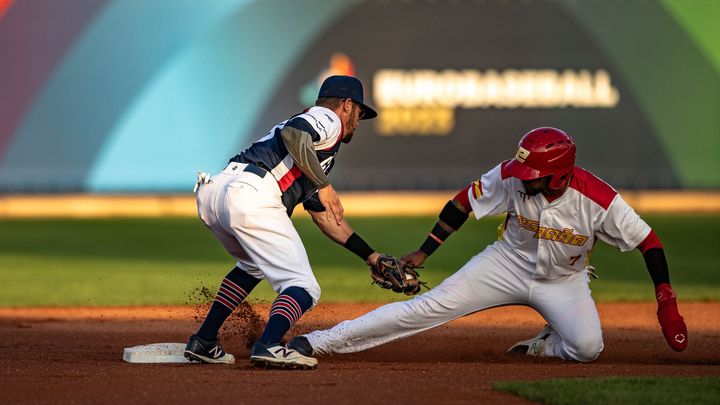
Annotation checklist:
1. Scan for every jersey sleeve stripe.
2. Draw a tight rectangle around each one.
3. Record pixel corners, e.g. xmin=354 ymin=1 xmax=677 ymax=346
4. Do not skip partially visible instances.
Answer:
xmin=277 ymin=165 xmax=303 ymax=192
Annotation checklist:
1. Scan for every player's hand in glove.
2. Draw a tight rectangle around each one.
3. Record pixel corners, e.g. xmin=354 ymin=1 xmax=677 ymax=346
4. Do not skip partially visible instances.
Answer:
xmin=655 ymin=283 xmax=688 ymax=351
xmin=369 ymin=254 xmax=424 ymax=295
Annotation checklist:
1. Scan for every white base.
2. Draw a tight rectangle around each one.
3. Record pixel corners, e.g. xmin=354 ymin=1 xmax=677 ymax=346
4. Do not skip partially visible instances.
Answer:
xmin=123 ymin=343 xmax=189 ymax=364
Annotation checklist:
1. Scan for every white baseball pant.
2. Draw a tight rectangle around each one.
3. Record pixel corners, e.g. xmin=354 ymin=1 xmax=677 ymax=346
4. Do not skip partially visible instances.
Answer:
xmin=196 ymin=162 xmax=321 ymax=305
xmin=305 ymin=241 xmax=603 ymax=362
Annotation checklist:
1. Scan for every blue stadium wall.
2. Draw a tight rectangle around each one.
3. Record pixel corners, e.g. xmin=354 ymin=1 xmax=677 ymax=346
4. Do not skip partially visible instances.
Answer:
xmin=1 ymin=0 xmax=718 ymax=192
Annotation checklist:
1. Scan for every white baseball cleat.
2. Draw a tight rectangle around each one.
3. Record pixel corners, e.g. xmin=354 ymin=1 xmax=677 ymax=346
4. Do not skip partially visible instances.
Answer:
xmin=507 ymin=324 xmax=554 ymax=356
xmin=250 ymin=342 xmax=318 ymax=370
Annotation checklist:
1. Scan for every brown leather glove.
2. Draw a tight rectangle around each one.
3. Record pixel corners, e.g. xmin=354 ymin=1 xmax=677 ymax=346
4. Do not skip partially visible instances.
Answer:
xmin=369 ymin=254 xmax=423 ymax=296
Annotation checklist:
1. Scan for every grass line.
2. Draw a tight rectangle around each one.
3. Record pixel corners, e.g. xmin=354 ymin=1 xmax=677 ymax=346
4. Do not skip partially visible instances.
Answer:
xmin=493 ymin=376 xmax=720 ymax=405
xmin=1 ymin=215 xmax=718 ymax=306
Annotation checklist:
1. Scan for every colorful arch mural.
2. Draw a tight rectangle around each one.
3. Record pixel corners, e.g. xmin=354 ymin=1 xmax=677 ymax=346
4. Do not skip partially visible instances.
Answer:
xmin=0 ymin=0 xmax=718 ymax=192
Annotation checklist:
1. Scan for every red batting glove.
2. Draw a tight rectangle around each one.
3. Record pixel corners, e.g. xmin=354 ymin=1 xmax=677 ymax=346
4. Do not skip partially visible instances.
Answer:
xmin=655 ymin=283 xmax=688 ymax=352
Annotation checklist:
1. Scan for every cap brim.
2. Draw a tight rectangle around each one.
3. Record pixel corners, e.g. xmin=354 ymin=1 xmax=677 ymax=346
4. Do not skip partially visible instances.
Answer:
xmin=357 ymin=102 xmax=377 ymax=120
xmin=504 ymin=159 xmax=542 ymax=180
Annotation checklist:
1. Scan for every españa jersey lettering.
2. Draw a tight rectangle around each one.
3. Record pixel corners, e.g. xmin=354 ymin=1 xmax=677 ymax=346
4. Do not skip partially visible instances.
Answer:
xmin=230 ymin=106 xmax=343 ymax=216
xmin=467 ymin=162 xmax=651 ymax=279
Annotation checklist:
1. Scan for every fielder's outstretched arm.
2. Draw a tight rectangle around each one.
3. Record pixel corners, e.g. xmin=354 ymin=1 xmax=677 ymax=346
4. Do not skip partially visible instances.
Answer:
xmin=403 ymin=186 xmax=473 ymax=268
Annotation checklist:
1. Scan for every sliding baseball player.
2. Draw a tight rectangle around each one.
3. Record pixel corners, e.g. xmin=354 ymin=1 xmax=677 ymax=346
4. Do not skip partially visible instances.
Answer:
xmin=287 ymin=127 xmax=688 ymax=364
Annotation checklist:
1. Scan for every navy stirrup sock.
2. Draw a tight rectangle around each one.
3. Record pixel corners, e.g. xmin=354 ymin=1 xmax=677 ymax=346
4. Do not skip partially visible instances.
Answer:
xmin=258 ymin=286 xmax=313 ymax=345
xmin=196 ymin=266 xmax=260 ymax=341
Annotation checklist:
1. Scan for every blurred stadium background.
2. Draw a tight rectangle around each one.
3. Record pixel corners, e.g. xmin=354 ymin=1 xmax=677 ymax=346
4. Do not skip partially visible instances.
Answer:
xmin=1 ymin=0 xmax=719 ymax=195
xmin=0 ymin=0 xmax=719 ymax=306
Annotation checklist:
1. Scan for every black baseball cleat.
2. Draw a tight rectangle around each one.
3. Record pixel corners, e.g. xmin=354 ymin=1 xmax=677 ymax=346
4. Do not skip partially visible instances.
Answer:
xmin=184 ymin=334 xmax=235 ymax=364
xmin=249 ymin=341 xmax=317 ymax=370
xmin=286 ymin=335 xmax=314 ymax=356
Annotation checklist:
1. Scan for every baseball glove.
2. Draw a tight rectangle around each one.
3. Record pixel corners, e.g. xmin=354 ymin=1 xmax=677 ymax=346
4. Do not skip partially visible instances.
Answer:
xmin=370 ymin=254 xmax=424 ymax=295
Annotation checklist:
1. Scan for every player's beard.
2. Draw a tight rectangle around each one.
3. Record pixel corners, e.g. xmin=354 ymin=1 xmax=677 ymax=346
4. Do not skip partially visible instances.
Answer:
xmin=342 ymin=121 xmax=355 ymax=143
xmin=523 ymin=185 xmax=542 ymax=196
xmin=341 ymin=105 xmax=360 ymax=143
xmin=522 ymin=177 xmax=551 ymax=196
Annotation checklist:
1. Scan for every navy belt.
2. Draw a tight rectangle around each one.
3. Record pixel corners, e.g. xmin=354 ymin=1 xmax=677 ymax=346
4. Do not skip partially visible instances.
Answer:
xmin=243 ymin=164 xmax=267 ymax=178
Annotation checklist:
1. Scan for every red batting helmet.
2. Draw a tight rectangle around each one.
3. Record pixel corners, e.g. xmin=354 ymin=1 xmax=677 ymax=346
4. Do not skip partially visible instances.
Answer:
xmin=504 ymin=127 xmax=576 ymax=190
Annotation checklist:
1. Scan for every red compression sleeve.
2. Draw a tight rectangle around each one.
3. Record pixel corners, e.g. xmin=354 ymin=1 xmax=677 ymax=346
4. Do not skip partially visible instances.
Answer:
xmin=453 ymin=185 xmax=472 ymax=212
xmin=637 ymin=229 xmax=663 ymax=253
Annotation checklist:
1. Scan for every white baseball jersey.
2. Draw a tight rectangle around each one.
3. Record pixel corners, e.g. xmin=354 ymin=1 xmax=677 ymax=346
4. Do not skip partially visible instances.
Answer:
xmin=231 ymin=106 xmax=344 ymax=215
xmin=196 ymin=106 xmax=345 ymax=306
xmin=304 ymin=163 xmax=652 ymax=362
xmin=469 ymin=161 xmax=651 ymax=279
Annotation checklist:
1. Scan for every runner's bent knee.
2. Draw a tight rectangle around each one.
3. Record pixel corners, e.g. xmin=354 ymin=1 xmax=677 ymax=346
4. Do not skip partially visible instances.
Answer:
xmin=564 ymin=333 xmax=603 ymax=363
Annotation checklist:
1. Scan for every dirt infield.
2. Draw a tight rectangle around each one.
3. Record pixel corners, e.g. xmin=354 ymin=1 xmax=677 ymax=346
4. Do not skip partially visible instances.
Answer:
xmin=1 ymin=303 xmax=718 ymax=404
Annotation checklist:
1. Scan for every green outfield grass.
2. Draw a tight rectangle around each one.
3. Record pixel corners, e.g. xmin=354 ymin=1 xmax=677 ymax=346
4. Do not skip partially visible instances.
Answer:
xmin=0 ymin=215 xmax=718 ymax=306
xmin=493 ymin=376 xmax=720 ymax=405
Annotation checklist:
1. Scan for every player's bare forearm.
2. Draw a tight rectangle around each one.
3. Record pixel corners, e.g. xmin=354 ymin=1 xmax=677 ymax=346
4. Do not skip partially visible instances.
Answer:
xmin=308 ymin=209 xmax=354 ymax=244
xmin=317 ymin=184 xmax=344 ymax=225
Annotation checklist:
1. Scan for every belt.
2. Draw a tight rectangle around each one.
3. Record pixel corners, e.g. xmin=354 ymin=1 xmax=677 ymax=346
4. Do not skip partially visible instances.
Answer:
xmin=194 ymin=164 xmax=268 ymax=193
xmin=242 ymin=164 xmax=267 ymax=178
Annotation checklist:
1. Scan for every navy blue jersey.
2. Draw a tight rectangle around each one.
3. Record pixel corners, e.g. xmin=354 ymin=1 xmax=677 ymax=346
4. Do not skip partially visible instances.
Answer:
xmin=230 ymin=106 xmax=344 ymax=216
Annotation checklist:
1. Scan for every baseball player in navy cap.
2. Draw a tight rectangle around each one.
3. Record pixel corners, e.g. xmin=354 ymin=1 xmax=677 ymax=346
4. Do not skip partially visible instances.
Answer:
xmin=287 ymin=127 xmax=688 ymax=365
xmin=185 ymin=75 xmax=387 ymax=369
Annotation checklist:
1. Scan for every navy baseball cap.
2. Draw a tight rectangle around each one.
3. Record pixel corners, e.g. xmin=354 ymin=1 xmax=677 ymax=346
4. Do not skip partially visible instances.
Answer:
xmin=318 ymin=75 xmax=377 ymax=120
